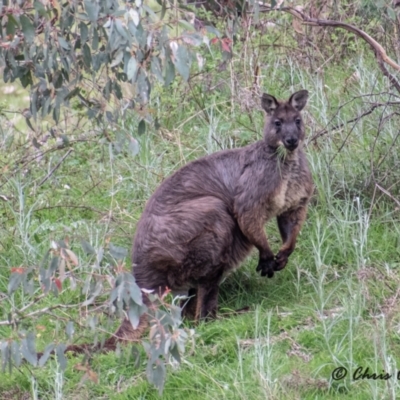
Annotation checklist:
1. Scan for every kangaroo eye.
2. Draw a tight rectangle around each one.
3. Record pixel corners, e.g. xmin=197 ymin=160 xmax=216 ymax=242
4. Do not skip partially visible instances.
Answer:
xmin=274 ymin=120 xmax=282 ymax=128
xmin=295 ymin=118 xmax=301 ymax=126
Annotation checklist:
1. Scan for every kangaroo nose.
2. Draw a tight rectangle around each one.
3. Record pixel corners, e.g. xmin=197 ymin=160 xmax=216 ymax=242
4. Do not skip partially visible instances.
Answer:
xmin=284 ymin=137 xmax=298 ymax=150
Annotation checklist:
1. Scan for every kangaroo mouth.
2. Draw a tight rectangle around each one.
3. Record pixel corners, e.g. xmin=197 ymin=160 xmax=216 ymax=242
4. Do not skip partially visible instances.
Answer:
xmin=284 ymin=143 xmax=298 ymax=151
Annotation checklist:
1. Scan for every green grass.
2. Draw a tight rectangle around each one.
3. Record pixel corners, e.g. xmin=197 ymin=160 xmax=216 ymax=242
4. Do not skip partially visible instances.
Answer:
xmin=1 ymin=29 xmax=400 ymax=400
xmin=0 ymin=80 xmax=30 ymax=128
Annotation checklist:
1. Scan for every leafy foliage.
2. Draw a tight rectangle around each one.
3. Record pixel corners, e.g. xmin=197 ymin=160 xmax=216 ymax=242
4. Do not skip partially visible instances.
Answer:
xmin=0 ymin=0 xmax=225 ymax=130
xmin=1 ymin=238 xmax=189 ymax=395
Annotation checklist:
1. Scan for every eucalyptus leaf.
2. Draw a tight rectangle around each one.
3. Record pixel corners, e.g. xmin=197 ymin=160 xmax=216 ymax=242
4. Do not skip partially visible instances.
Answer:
xmin=82 ymin=43 xmax=92 ymax=67
xmin=109 ymin=243 xmax=128 ymax=260
xmin=55 ymin=344 xmax=67 ymax=370
xmin=8 ymin=272 xmax=23 ymax=295
xmin=34 ymin=0 xmax=46 ymax=15
xmin=20 ymin=15 xmax=35 ymax=44
xmin=142 ymin=4 xmax=157 ymax=21
xmin=127 ymin=56 xmax=138 ymax=81
xmin=6 ymin=15 xmax=17 ymax=36
xmin=149 ymin=363 xmax=166 ymax=396
xmin=110 ymin=50 xmax=124 ymax=68
xmin=128 ymin=138 xmax=140 ymax=157
xmin=1 ymin=342 xmax=10 ymax=373
xmin=11 ymin=341 xmax=21 ymax=368
xmin=21 ymin=333 xmax=37 ymax=367
xmin=138 ymin=120 xmax=146 ymax=135
xmin=178 ymin=19 xmax=195 ymax=32
xmin=92 ymin=27 xmax=99 ymax=50
xmin=164 ymin=59 xmax=175 ymax=86
xmin=66 ymin=321 xmax=74 ymax=340
xmin=115 ymin=19 xmax=128 ymax=40
xmin=129 ymin=9 xmax=140 ymax=26
xmin=81 ymin=240 xmax=96 ymax=255
xmin=79 ymin=22 xmax=89 ymax=43
xmin=205 ymin=25 xmax=221 ymax=37
xmin=151 ymin=56 xmax=163 ymax=83
xmin=128 ymin=299 xmax=140 ymax=329
xmin=161 ymin=0 xmax=167 ymax=19
xmin=58 ymin=36 xmax=70 ymax=50
xmin=174 ymin=45 xmax=190 ymax=81
xmin=39 ymin=343 xmax=55 ymax=367
xmin=84 ymin=0 xmax=99 ymax=22
xmin=137 ymin=69 xmax=150 ymax=103
xmin=182 ymin=32 xmax=204 ymax=47
xmin=128 ymin=278 xmax=143 ymax=306
xmin=50 ymin=256 xmax=59 ymax=273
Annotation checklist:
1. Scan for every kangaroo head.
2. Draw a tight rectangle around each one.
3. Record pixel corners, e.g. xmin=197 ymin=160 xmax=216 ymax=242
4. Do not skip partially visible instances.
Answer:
xmin=261 ymin=90 xmax=308 ymax=152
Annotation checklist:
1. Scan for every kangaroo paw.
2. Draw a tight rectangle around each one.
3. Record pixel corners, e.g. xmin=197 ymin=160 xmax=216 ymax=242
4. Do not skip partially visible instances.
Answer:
xmin=256 ymin=257 xmax=277 ymax=278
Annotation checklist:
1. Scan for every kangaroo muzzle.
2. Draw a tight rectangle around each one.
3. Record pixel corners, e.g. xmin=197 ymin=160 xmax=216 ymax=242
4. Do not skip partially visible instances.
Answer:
xmin=284 ymin=137 xmax=299 ymax=151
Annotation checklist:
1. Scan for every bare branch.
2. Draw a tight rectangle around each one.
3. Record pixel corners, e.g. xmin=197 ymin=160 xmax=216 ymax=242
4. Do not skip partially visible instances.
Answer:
xmin=376 ymin=53 xmax=400 ymax=93
xmin=257 ymin=4 xmax=400 ymax=93
xmin=310 ymin=102 xmax=400 ymax=141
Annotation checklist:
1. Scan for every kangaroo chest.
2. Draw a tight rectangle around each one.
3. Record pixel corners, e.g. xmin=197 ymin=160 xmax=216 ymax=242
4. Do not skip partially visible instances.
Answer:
xmin=268 ymin=164 xmax=310 ymax=217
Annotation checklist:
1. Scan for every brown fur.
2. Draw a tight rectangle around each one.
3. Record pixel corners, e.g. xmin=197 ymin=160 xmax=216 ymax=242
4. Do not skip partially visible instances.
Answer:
xmin=129 ymin=89 xmax=313 ymax=324
xmin=62 ymin=90 xmax=314 ymax=352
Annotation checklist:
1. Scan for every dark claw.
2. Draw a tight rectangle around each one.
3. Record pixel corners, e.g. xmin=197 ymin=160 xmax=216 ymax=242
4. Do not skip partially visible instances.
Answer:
xmin=260 ymin=268 xmax=274 ymax=278
xmin=257 ymin=257 xmax=277 ymax=278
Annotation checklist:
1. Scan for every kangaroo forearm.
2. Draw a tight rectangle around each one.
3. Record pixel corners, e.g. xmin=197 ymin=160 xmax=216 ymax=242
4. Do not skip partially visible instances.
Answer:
xmin=237 ymin=215 xmax=274 ymax=259
xmin=277 ymin=206 xmax=307 ymax=253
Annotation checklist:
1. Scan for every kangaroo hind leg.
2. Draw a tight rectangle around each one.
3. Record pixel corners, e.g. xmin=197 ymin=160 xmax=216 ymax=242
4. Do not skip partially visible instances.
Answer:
xmin=194 ymin=282 xmax=220 ymax=321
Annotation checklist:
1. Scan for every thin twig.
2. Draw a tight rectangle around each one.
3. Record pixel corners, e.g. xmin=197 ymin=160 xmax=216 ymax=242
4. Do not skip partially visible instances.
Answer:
xmin=33 ymin=204 xmax=104 ymax=214
xmin=38 ymin=148 xmax=73 ymax=187
xmin=310 ymin=101 xmax=400 ymax=141
xmin=375 ymin=183 xmax=400 ymax=208
xmin=0 ymin=303 xmax=79 ymax=326
xmin=18 ymin=293 xmax=47 ymax=313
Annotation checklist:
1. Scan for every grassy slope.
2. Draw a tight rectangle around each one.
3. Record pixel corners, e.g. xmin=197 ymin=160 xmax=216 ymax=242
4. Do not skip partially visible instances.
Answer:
xmin=1 ymin=33 xmax=400 ymax=400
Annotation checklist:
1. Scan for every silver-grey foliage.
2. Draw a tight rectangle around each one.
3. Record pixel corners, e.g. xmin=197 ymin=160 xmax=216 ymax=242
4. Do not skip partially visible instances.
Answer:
xmin=0 ymin=0 xmax=222 ymax=132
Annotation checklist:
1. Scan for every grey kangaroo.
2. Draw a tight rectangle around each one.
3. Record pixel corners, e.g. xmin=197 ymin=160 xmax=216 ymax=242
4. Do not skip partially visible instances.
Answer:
xmin=129 ymin=89 xmax=314 ymax=322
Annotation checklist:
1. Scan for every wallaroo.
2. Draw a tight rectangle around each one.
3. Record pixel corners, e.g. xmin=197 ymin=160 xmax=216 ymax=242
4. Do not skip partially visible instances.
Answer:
xmin=131 ymin=89 xmax=313 ymax=327
xmin=31 ymin=90 xmax=313 ymax=359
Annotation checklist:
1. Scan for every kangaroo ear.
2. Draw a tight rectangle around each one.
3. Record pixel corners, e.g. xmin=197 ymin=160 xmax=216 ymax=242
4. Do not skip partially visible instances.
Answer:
xmin=289 ymin=90 xmax=308 ymax=111
xmin=261 ymin=93 xmax=279 ymax=114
